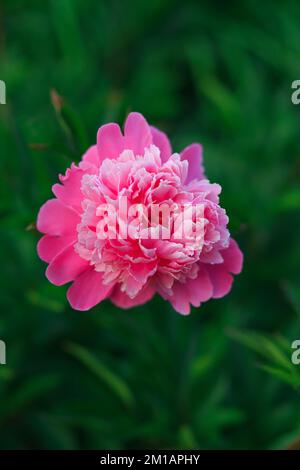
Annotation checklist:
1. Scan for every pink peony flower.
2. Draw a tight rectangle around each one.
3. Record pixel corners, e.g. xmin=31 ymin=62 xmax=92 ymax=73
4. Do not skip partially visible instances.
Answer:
xmin=37 ymin=112 xmax=243 ymax=314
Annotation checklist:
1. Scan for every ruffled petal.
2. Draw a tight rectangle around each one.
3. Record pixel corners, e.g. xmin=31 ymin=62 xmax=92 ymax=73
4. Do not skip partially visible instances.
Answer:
xmin=52 ymin=163 xmax=84 ymax=212
xmin=67 ymin=269 xmax=114 ymax=311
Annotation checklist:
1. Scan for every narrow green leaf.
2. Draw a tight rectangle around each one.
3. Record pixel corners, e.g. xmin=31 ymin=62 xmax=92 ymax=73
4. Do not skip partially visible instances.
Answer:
xmin=51 ymin=90 xmax=89 ymax=155
xmin=0 ymin=375 xmax=60 ymax=421
xmin=258 ymin=364 xmax=300 ymax=388
xmin=65 ymin=342 xmax=134 ymax=408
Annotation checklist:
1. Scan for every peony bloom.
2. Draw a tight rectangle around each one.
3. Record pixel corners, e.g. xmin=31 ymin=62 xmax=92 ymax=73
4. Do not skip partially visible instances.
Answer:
xmin=37 ymin=112 xmax=243 ymax=314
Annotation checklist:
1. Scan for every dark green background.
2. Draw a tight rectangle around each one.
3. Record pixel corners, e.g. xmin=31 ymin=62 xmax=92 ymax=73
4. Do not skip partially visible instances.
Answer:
xmin=1 ymin=0 xmax=300 ymax=450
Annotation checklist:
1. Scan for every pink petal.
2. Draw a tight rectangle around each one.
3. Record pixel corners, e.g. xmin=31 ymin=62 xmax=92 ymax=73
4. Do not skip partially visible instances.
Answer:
xmin=163 ymin=266 xmax=213 ymax=314
xmin=150 ymin=126 xmax=172 ymax=162
xmin=124 ymin=112 xmax=152 ymax=155
xmin=80 ymin=145 xmax=100 ymax=168
xmin=185 ymin=267 xmax=213 ymax=306
xmin=97 ymin=123 xmax=124 ymax=160
xmin=46 ymin=244 xmax=89 ymax=286
xmin=207 ymin=264 xmax=233 ymax=299
xmin=37 ymin=199 xmax=80 ymax=236
xmin=37 ymin=234 xmax=75 ymax=263
xmin=180 ymin=143 xmax=204 ymax=183
xmin=129 ymin=260 xmax=157 ymax=284
xmin=200 ymin=250 xmax=224 ymax=264
xmin=221 ymin=238 xmax=243 ymax=274
xmin=110 ymin=283 xmax=155 ymax=309
xmin=168 ymin=283 xmax=191 ymax=315
xmin=67 ymin=269 xmax=114 ymax=311
xmin=52 ymin=163 xmax=84 ymax=212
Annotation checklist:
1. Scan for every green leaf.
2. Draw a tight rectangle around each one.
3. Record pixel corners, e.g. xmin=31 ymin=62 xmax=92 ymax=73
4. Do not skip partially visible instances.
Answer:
xmin=258 ymin=364 xmax=300 ymax=388
xmin=281 ymin=281 xmax=300 ymax=317
xmin=228 ymin=329 xmax=300 ymax=389
xmin=0 ymin=375 xmax=60 ymax=421
xmin=277 ymin=187 xmax=300 ymax=211
xmin=178 ymin=425 xmax=198 ymax=449
xmin=228 ymin=328 xmax=292 ymax=369
xmin=65 ymin=342 xmax=134 ymax=408
xmin=51 ymin=90 xmax=89 ymax=155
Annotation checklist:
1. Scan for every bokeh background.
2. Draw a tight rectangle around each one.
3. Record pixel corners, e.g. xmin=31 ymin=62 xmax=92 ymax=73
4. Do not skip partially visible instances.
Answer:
xmin=1 ymin=0 xmax=300 ymax=450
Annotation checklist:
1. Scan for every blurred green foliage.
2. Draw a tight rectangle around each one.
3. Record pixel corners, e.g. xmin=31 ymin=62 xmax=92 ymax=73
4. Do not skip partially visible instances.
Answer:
xmin=1 ymin=0 xmax=300 ymax=450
